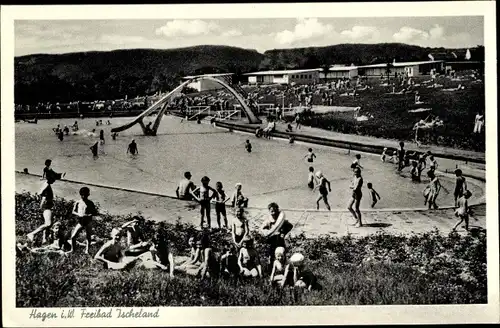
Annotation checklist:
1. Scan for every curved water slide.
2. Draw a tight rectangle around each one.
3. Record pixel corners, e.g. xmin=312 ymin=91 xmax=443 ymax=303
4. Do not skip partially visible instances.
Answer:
xmin=111 ymin=76 xmax=261 ymax=134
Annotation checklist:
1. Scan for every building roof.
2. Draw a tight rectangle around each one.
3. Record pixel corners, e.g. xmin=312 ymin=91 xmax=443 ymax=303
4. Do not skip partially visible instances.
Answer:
xmin=358 ymin=60 xmax=444 ymax=69
xmin=327 ymin=66 xmax=358 ymax=71
xmin=182 ymin=73 xmax=233 ymax=80
xmin=243 ymin=69 xmax=319 ymax=76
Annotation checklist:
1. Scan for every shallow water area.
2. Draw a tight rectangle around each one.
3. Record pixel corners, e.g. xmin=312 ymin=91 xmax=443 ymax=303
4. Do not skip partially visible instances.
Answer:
xmin=15 ymin=116 xmax=483 ymax=210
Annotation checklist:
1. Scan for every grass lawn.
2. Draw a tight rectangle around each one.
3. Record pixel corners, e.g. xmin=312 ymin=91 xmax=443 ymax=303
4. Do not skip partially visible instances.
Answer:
xmin=15 ymin=192 xmax=487 ymax=307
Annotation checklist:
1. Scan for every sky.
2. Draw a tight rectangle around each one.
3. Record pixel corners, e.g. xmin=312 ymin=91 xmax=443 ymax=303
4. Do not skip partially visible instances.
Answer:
xmin=14 ymin=16 xmax=484 ymax=57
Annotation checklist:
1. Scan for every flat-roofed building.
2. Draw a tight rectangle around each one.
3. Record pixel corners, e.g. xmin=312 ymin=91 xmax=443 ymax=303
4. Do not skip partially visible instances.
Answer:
xmin=358 ymin=60 xmax=444 ymax=77
xmin=244 ymin=69 xmax=320 ymax=85
xmin=319 ymin=66 xmax=359 ymax=80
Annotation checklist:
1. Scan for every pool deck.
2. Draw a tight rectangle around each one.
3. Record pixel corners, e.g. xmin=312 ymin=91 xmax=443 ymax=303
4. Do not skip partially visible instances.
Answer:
xmin=15 ymin=173 xmax=486 ymax=238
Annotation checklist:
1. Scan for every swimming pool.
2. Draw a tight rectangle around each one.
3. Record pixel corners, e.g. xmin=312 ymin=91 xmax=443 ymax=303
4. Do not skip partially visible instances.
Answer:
xmin=15 ymin=116 xmax=484 ymax=210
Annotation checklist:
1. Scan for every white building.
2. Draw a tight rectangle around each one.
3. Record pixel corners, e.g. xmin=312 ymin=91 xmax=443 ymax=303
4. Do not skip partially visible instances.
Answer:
xmin=319 ymin=66 xmax=359 ymax=79
xmin=244 ymin=69 xmax=320 ymax=85
xmin=358 ymin=60 xmax=444 ymax=77
xmin=182 ymin=73 xmax=233 ymax=92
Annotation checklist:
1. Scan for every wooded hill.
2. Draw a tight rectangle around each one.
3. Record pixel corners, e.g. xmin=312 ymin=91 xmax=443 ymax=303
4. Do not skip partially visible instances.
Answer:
xmin=15 ymin=43 xmax=484 ymax=104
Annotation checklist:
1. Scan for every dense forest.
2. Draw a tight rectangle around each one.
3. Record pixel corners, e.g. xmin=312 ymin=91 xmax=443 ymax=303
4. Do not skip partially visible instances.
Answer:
xmin=15 ymin=43 xmax=484 ymax=104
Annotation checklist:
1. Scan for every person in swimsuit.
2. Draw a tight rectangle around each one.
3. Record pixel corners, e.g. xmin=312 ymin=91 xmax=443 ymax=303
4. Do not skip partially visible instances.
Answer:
xmin=397 ymin=141 xmax=406 ymax=171
xmin=307 ymin=166 xmax=316 ymax=189
xmin=175 ymin=236 xmax=201 ymax=273
xmin=120 ymin=216 xmax=146 ymax=248
xmin=127 ymin=139 xmax=138 ymax=155
xmin=176 ymin=172 xmax=195 ymax=201
xmin=313 ymin=171 xmax=332 ymax=211
xmin=42 ymin=159 xmax=65 ymax=182
xmin=270 ymin=246 xmax=287 ymax=285
xmin=367 ymin=182 xmax=381 ymax=208
xmin=424 ymin=171 xmax=442 ymax=209
xmin=231 ymin=183 xmax=249 ymax=208
xmin=352 ymin=154 xmax=363 ymax=170
xmin=260 ymin=202 xmax=293 ymax=265
xmin=26 ymin=176 xmax=56 ymax=244
xmin=381 ymin=147 xmax=388 ymax=162
xmin=67 ymin=187 xmax=97 ymax=254
xmin=410 ymin=161 xmax=420 ymax=182
xmin=304 ymin=148 xmax=316 ymax=163
xmin=452 ymin=190 xmax=475 ymax=232
xmin=282 ymin=253 xmax=318 ymax=291
xmin=232 ymin=207 xmax=249 ymax=247
xmin=220 ymin=243 xmax=240 ymax=279
xmin=214 ymin=181 xmax=229 ymax=229
xmin=238 ymin=237 xmax=262 ymax=278
xmin=347 ymin=168 xmax=364 ymax=227
xmin=454 ymin=169 xmax=468 ymax=208
xmin=19 ymin=221 xmax=71 ymax=255
xmin=94 ymin=228 xmax=140 ymax=270
xmin=196 ymin=234 xmax=219 ymax=280
xmin=90 ymin=141 xmax=99 ymax=158
xmin=417 ymin=154 xmax=427 ymax=177
xmin=191 ymin=176 xmax=217 ymax=229
xmin=245 ymin=140 xmax=252 ymax=153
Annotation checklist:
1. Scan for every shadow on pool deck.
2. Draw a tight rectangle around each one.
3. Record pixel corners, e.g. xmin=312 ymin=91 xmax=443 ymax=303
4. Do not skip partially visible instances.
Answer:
xmin=15 ymin=172 xmax=487 ymax=238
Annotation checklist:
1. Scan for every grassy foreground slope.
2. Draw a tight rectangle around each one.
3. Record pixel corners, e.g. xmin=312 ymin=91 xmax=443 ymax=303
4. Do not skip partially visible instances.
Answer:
xmin=16 ymin=193 xmax=486 ymax=307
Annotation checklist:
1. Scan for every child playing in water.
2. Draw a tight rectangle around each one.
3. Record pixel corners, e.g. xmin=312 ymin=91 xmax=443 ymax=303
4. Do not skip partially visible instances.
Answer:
xmin=367 ymin=182 xmax=381 ymax=208
xmin=191 ymin=176 xmax=217 ymax=229
xmin=90 ymin=141 xmax=99 ymax=158
xmin=428 ymin=155 xmax=438 ymax=171
xmin=381 ymin=147 xmax=388 ymax=162
xmin=232 ymin=207 xmax=249 ymax=248
xmin=270 ymin=246 xmax=287 ymax=286
xmin=424 ymin=171 xmax=442 ymax=209
xmin=452 ymin=190 xmax=475 ymax=232
xmin=352 ymin=154 xmax=363 ymax=170
xmin=245 ymin=140 xmax=252 ymax=153
xmin=398 ymin=141 xmax=406 ymax=171
xmin=214 ymin=181 xmax=229 ymax=229
xmin=454 ymin=169 xmax=468 ymax=208
xmin=67 ymin=187 xmax=97 ymax=254
xmin=127 ymin=139 xmax=138 ymax=155
xmin=313 ymin=171 xmax=331 ymax=210
xmin=304 ymin=148 xmax=316 ymax=163
xmin=307 ymin=166 xmax=316 ymax=189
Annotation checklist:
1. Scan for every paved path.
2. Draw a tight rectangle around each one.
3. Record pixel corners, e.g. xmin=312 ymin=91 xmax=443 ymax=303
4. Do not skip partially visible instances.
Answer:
xmin=16 ymin=173 xmax=486 ymax=238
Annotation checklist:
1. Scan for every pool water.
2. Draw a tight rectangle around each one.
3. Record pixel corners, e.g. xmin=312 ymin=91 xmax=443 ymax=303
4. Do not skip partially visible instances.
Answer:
xmin=15 ymin=116 xmax=483 ymax=210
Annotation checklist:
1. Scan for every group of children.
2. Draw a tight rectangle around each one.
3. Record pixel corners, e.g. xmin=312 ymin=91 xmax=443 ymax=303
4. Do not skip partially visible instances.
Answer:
xmin=20 ymin=163 xmax=318 ymax=290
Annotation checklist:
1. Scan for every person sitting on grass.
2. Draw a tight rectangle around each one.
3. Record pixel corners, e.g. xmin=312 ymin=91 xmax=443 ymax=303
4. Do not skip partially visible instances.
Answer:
xmin=452 ymin=190 xmax=476 ymax=232
xmin=281 ymin=253 xmax=318 ymax=291
xmin=197 ymin=233 xmax=219 ymax=280
xmin=19 ymin=221 xmax=71 ymax=255
xmin=231 ymin=183 xmax=249 ymax=208
xmin=238 ymin=237 xmax=262 ymax=279
xmin=120 ymin=216 xmax=148 ymax=250
xmin=270 ymin=246 xmax=287 ymax=286
xmin=232 ymin=207 xmax=250 ymax=248
xmin=260 ymin=202 xmax=293 ymax=265
xmin=67 ymin=187 xmax=97 ymax=254
xmin=220 ymin=243 xmax=240 ymax=279
xmin=140 ymin=231 xmax=175 ymax=275
xmin=27 ymin=176 xmax=56 ymax=245
xmin=175 ymin=236 xmax=200 ymax=273
xmin=94 ymin=228 xmax=141 ymax=270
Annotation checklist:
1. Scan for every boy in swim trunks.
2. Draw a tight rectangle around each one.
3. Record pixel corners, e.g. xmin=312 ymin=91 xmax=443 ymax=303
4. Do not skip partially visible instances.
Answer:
xmin=27 ymin=176 xmax=56 ymax=244
xmin=214 ymin=181 xmax=229 ymax=229
xmin=352 ymin=154 xmax=363 ymax=170
xmin=238 ymin=238 xmax=262 ymax=278
xmin=304 ymin=148 xmax=316 ymax=163
xmin=67 ymin=187 xmax=97 ymax=254
xmin=127 ymin=139 xmax=138 ymax=155
xmin=452 ymin=190 xmax=475 ymax=232
xmin=366 ymin=182 xmax=381 ymax=208
xmin=232 ymin=207 xmax=249 ymax=247
xmin=191 ymin=176 xmax=217 ymax=229
xmin=176 ymin=172 xmax=195 ymax=200
xmin=313 ymin=171 xmax=331 ymax=211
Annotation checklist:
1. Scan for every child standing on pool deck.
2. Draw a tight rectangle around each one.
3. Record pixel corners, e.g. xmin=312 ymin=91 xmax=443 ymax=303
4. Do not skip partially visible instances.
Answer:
xmin=304 ymin=148 xmax=316 ymax=163
xmin=454 ymin=169 xmax=468 ymax=208
xmin=352 ymin=154 xmax=363 ymax=170
xmin=245 ymin=140 xmax=252 ymax=153
xmin=367 ymin=183 xmax=381 ymax=208
xmin=307 ymin=166 xmax=316 ymax=189
xmin=313 ymin=171 xmax=332 ymax=211
xmin=452 ymin=190 xmax=475 ymax=232
xmin=214 ymin=181 xmax=229 ymax=229
xmin=68 ymin=187 xmax=97 ymax=254
xmin=191 ymin=176 xmax=217 ymax=229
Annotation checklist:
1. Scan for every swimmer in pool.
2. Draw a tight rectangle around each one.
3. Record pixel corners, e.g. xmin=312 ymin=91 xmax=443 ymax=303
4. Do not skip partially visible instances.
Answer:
xmin=313 ymin=171 xmax=332 ymax=211
xmin=127 ymin=139 xmax=138 ymax=155
xmin=245 ymin=140 xmax=252 ymax=153
xmin=307 ymin=166 xmax=316 ymax=189
xmin=303 ymin=148 xmax=316 ymax=163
